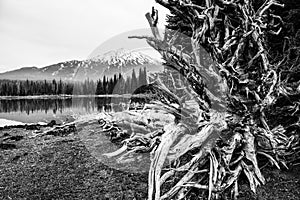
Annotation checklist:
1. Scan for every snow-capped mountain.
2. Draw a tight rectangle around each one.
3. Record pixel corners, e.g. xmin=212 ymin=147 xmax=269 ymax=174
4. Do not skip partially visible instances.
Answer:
xmin=92 ymin=48 xmax=158 ymax=67
xmin=0 ymin=49 xmax=163 ymax=81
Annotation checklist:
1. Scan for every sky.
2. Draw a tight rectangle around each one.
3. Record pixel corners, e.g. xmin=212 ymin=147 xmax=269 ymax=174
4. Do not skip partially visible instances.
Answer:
xmin=0 ymin=0 xmax=169 ymax=73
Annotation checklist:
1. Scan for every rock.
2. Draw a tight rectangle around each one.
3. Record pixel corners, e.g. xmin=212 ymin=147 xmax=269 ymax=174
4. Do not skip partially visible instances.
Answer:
xmin=1 ymin=133 xmax=10 ymax=138
xmin=25 ymin=124 xmax=40 ymax=130
xmin=0 ymin=143 xmax=17 ymax=150
xmin=3 ymin=135 xmax=24 ymax=142
xmin=47 ymin=120 xmax=57 ymax=127
xmin=45 ymin=124 xmax=76 ymax=137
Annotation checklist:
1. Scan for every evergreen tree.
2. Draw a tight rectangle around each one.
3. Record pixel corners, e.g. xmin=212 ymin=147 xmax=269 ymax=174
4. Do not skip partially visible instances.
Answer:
xmin=131 ymin=69 xmax=138 ymax=93
xmin=102 ymin=75 xmax=107 ymax=94
xmin=114 ymin=74 xmax=125 ymax=94
xmin=52 ymin=79 xmax=57 ymax=95
xmin=125 ymin=76 xmax=131 ymax=94
xmin=138 ymin=67 xmax=147 ymax=86
xmin=96 ymin=80 xmax=102 ymax=95
xmin=57 ymin=79 xmax=63 ymax=95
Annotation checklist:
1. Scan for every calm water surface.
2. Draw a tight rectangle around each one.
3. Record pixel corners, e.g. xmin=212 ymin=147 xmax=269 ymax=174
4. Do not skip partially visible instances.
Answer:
xmin=0 ymin=96 xmax=130 ymax=124
xmin=0 ymin=96 xmax=152 ymax=172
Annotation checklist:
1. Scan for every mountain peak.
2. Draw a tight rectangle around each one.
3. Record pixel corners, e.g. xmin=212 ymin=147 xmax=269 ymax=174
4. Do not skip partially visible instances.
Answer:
xmin=0 ymin=48 xmax=163 ymax=81
xmin=90 ymin=48 xmax=158 ymax=67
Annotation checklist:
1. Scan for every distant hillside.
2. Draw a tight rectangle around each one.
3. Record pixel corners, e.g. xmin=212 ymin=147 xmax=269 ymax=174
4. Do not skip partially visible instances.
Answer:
xmin=0 ymin=48 xmax=163 ymax=81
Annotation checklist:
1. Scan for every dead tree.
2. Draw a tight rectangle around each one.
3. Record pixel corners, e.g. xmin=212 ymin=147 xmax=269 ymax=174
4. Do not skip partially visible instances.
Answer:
xmin=101 ymin=0 xmax=299 ymax=199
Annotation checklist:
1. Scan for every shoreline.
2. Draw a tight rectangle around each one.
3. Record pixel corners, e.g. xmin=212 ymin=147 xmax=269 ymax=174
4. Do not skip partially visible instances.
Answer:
xmin=0 ymin=94 xmax=131 ymax=100
xmin=0 ymin=120 xmax=56 ymax=130
xmin=0 ymin=121 xmax=299 ymax=199
xmin=0 ymin=124 xmax=148 ymax=199
xmin=0 ymin=93 xmax=153 ymax=100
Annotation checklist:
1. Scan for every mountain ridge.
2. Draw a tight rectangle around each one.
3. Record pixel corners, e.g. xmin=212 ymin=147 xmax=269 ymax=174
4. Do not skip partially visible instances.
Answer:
xmin=0 ymin=49 xmax=162 ymax=81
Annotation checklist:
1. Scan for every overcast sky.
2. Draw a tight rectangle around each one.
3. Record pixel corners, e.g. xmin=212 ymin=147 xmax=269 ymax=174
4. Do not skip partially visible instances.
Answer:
xmin=0 ymin=0 xmax=169 ymax=73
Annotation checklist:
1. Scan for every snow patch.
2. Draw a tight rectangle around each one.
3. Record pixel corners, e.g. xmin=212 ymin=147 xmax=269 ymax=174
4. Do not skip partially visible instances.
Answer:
xmin=41 ymin=67 xmax=47 ymax=72
xmin=52 ymin=71 xmax=58 ymax=76
xmin=71 ymin=64 xmax=82 ymax=78
xmin=90 ymin=48 xmax=158 ymax=68
xmin=0 ymin=119 xmax=25 ymax=127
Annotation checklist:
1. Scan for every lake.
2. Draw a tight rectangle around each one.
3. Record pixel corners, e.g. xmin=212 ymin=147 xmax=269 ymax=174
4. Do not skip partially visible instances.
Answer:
xmin=0 ymin=96 xmax=130 ymax=124
xmin=0 ymin=96 xmax=152 ymax=172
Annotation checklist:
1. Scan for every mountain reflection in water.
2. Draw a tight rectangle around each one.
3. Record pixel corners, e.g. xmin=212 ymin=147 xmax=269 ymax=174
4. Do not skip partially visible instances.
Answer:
xmin=0 ymin=97 xmax=129 ymax=124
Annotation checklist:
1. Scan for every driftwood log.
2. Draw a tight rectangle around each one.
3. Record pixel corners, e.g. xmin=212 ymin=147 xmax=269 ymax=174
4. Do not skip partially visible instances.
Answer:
xmin=98 ymin=0 xmax=300 ymax=199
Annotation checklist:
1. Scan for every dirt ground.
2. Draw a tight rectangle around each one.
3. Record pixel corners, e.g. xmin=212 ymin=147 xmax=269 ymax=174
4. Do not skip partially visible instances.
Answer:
xmin=0 ymin=126 xmax=299 ymax=200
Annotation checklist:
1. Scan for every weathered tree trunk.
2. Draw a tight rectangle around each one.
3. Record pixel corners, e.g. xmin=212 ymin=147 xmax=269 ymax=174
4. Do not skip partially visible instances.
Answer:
xmin=101 ymin=0 xmax=300 ymax=199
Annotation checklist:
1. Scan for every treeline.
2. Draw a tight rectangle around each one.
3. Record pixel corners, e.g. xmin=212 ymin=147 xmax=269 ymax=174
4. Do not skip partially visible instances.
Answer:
xmin=0 ymin=79 xmax=73 ymax=96
xmin=98 ymin=67 xmax=147 ymax=95
xmin=0 ymin=68 xmax=147 ymax=96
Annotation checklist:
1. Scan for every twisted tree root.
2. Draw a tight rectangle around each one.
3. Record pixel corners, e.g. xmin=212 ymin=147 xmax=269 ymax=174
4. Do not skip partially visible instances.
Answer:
xmin=97 ymin=0 xmax=300 ymax=199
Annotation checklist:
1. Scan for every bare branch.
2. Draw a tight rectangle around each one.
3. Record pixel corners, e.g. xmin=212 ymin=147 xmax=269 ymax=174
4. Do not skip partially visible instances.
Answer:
xmin=257 ymin=0 xmax=285 ymax=17
xmin=145 ymin=8 xmax=163 ymax=41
